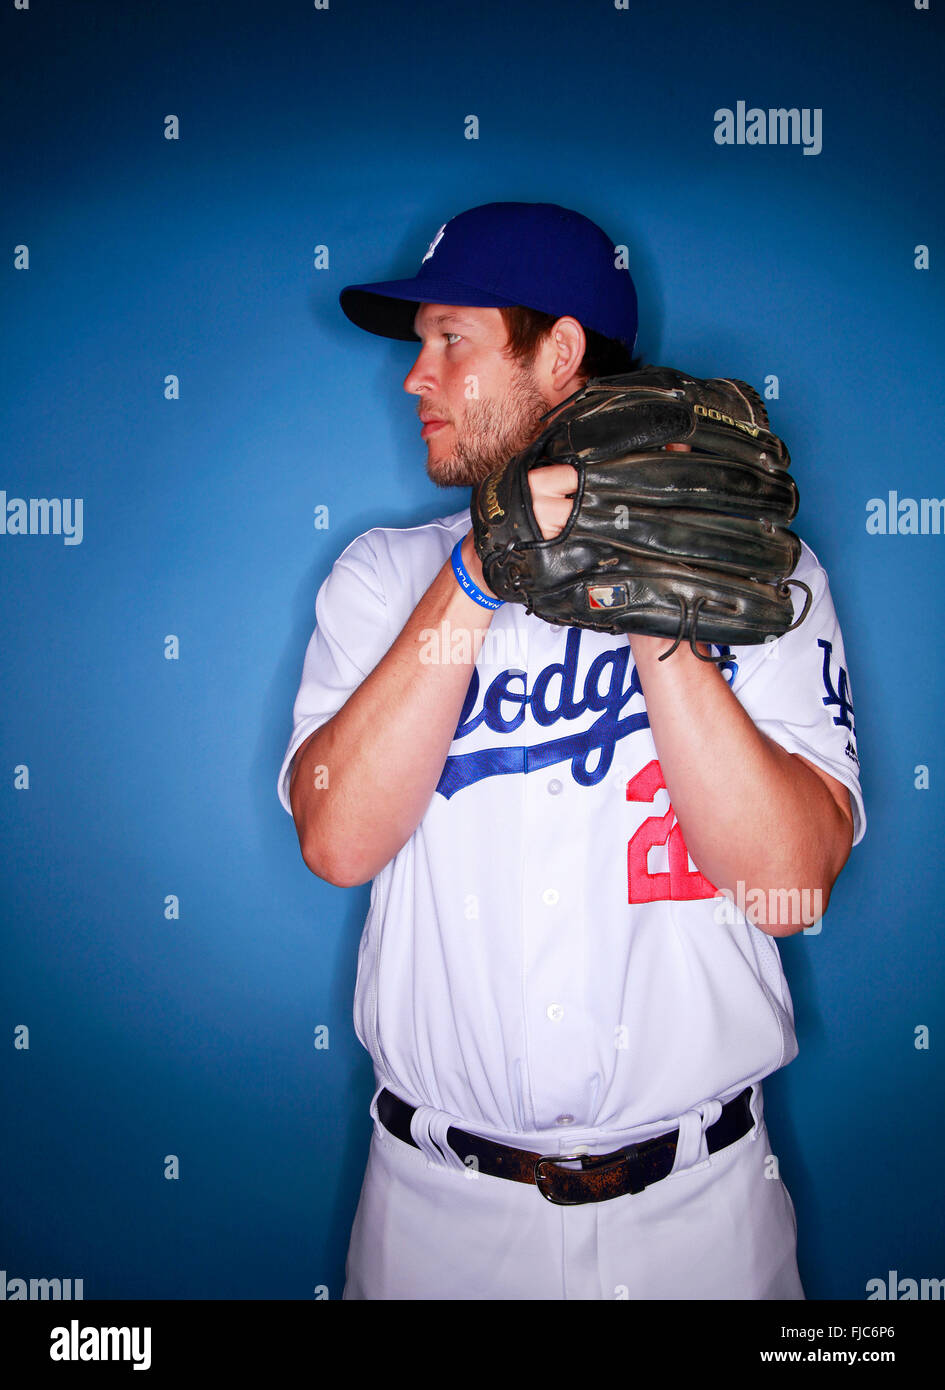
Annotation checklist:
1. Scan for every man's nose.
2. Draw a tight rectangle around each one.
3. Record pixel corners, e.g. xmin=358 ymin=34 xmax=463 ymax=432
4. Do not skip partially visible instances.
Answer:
xmin=403 ymin=343 xmax=438 ymax=394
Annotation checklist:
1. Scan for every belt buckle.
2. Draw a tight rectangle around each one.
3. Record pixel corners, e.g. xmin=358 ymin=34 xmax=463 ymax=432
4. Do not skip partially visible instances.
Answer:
xmin=533 ymin=1152 xmax=591 ymax=1206
xmin=533 ymin=1147 xmax=642 ymax=1205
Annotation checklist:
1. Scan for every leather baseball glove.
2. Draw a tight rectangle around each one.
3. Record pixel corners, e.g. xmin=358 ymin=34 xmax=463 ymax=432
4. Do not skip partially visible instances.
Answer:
xmin=471 ymin=366 xmax=812 ymax=660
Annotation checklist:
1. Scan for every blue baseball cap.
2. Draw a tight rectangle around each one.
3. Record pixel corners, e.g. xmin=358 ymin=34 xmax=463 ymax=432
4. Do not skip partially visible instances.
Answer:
xmin=339 ymin=201 xmax=638 ymax=351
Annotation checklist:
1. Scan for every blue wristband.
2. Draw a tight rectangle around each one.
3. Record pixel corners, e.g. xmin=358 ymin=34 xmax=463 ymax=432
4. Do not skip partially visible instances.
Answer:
xmin=451 ymin=540 xmax=504 ymax=611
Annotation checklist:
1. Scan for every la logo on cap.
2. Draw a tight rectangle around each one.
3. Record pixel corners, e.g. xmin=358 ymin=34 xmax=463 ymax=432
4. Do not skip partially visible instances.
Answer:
xmin=422 ymin=224 xmax=446 ymax=263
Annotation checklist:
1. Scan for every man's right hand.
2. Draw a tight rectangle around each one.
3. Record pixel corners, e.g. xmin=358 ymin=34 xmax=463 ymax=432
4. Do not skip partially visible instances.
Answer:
xmin=529 ymin=464 xmax=578 ymax=539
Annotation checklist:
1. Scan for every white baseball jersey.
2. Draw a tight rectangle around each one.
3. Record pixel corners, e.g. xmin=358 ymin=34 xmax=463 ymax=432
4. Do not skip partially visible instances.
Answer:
xmin=278 ymin=508 xmax=865 ymax=1155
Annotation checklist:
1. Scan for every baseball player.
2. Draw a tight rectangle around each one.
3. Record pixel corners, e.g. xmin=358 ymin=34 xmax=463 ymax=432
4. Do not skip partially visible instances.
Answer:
xmin=278 ymin=202 xmax=864 ymax=1300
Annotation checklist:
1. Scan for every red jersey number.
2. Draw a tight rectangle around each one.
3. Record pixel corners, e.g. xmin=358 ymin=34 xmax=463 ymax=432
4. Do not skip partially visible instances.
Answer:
xmin=625 ymin=760 xmax=717 ymax=904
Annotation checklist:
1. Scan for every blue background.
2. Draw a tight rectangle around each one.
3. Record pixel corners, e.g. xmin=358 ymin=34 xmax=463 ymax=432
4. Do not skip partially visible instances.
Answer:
xmin=1 ymin=0 xmax=942 ymax=1300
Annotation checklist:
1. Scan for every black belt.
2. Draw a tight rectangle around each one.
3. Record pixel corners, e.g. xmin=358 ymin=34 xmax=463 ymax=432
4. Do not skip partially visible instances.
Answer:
xmin=376 ymin=1086 xmax=755 ymax=1205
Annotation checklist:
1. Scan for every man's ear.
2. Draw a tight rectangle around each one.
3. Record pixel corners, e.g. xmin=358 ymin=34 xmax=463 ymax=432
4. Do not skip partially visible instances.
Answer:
xmin=538 ymin=317 xmax=586 ymax=397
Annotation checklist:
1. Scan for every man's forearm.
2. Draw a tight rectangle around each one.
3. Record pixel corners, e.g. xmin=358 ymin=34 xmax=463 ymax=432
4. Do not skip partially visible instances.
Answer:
xmin=290 ymin=533 xmax=496 ymax=886
xmin=629 ymin=634 xmax=854 ymax=935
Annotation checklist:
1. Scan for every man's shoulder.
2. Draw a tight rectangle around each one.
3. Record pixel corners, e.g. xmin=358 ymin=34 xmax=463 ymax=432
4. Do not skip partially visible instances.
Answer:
xmin=789 ymin=536 xmax=824 ymax=591
xmin=791 ymin=536 xmax=843 ymax=612
xmin=323 ymin=510 xmax=469 ymax=614
xmin=794 ymin=536 xmax=826 ymax=576
xmin=336 ymin=508 xmax=468 ymax=571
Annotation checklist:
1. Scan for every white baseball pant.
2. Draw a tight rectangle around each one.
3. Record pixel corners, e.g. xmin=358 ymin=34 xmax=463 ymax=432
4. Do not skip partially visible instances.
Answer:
xmin=343 ymin=1085 xmax=804 ymax=1300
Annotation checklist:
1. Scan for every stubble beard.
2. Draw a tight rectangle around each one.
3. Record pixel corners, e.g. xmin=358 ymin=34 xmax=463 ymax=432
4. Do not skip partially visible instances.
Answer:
xmin=425 ymin=361 xmax=553 ymax=489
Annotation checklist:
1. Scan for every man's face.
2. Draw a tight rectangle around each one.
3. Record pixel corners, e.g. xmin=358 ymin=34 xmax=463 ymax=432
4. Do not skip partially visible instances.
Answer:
xmin=404 ymin=304 xmax=552 ymax=487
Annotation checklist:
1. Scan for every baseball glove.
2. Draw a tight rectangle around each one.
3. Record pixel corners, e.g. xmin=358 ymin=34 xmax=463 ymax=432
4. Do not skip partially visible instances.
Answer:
xmin=471 ymin=366 xmax=812 ymax=661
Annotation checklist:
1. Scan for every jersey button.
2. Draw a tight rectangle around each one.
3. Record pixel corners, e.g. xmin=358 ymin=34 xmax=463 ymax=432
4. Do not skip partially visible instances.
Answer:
xmin=547 ymin=778 xmax=563 ymax=795
xmin=555 ymin=1114 xmax=575 ymax=1126
xmin=542 ymin=888 xmax=560 ymax=906
xmin=546 ymin=1003 xmax=564 ymax=1022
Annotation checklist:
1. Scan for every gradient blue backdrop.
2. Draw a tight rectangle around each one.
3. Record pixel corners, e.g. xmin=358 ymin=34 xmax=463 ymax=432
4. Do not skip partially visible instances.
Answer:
xmin=1 ymin=0 xmax=943 ymax=1300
